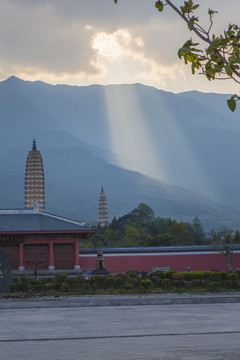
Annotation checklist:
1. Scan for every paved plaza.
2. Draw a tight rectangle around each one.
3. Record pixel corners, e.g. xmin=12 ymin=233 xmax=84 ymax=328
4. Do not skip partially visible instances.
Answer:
xmin=0 ymin=302 xmax=240 ymax=360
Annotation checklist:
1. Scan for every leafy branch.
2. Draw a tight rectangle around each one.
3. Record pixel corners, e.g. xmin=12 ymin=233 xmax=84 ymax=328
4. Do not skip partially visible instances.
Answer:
xmin=114 ymin=0 xmax=240 ymax=111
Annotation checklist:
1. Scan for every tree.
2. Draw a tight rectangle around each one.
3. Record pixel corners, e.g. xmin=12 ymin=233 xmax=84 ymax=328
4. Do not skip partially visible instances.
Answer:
xmin=170 ymin=221 xmax=188 ymax=245
xmin=192 ymin=216 xmax=205 ymax=244
xmin=144 ymin=233 xmax=174 ymax=246
xmin=130 ymin=203 xmax=155 ymax=227
xmin=119 ymin=225 xmax=140 ymax=247
xmin=150 ymin=216 xmax=173 ymax=236
xmin=211 ymin=229 xmax=239 ymax=271
xmin=101 ymin=228 xmax=119 ymax=247
xmin=114 ymin=0 xmax=240 ymax=111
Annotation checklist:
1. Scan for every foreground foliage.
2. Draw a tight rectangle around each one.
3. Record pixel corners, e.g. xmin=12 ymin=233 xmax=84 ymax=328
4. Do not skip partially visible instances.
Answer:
xmin=10 ymin=270 xmax=240 ymax=296
xmin=114 ymin=0 xmax=240 ymax=111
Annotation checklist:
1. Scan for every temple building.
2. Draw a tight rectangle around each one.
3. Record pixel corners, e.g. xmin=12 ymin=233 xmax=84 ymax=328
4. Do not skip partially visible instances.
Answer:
xmin=99 ymin=187 xmax=108 ymax=227
xmin=0 ymin=209 xmax=94 ymax=271
xmin=25 ymin=139 xmax=45 ymax=211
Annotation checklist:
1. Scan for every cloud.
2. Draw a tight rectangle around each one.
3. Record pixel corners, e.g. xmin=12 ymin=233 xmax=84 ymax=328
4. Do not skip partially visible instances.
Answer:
xmin=0 ymin=0 xmax=239 ymax=93
xmin=0 ymin=1 xmax=101 ymax=79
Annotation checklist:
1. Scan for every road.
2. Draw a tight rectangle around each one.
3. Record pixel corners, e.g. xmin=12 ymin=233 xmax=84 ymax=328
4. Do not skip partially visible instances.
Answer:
xmin=0 ymin=303 xmax=240 ymax=359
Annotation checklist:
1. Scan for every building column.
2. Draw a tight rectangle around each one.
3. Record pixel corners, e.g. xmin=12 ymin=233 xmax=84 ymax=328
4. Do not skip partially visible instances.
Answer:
xmin=74 ymin=239 xmax=80 ymax=270
xmin=18 ymin=243 xmax=25 ymax=271
xmin=48 ymin=240 xmax=55 ymax=270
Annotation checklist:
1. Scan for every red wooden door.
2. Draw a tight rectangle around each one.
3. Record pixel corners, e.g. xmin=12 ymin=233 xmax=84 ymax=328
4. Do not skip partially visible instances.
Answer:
xmin=54 ymin=244 xmax=74 ymax=270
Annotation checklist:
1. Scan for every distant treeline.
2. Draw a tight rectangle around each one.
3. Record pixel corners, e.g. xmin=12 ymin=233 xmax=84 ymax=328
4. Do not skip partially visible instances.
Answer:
xmin=81 ymin=203 xmax=210 ymax=248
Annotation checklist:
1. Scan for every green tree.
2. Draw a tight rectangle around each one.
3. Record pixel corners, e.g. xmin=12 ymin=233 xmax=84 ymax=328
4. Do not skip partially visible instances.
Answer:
xmin=130 ymin=203 xmax=155 ymax=228
xmin=150 ymin=216 xmax=173 ymax=236
xmin=170 ymin=221 xmax=188 ymax=245
xmin=145 ymin=233 xmax=174 ymax=246
xmin=114 ymin=0 xmax=240 ymax=111
xmin=100 ymin=228 xmax=119 ymax=247
xmin=119 ymin=225 xmax=140 ymax=247
xmin=109 ymin=203 xmax=155 ymax=233
xmin=192 ymin=216 xmax=206 ymax=244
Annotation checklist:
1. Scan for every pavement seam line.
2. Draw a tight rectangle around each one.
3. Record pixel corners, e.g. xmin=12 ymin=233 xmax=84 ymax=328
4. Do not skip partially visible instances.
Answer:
xmin=1 ymin=330 xmax=240 ymax=342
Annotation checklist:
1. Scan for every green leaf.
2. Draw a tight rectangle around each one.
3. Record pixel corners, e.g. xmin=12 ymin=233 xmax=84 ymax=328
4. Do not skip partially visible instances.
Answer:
xmin=114 ymin=0 xmax=117 ymax=3
xmin=206 ymin=68 xmax=215 ymax=79
xmin=155 ymin=1 xmax=164 ymax=12
xmin=225 ymin=64 xmax=233 ymax=76
xmin=191 ymin=5 xmax=199 ymax=10
xmin=234 ymin=57 xmax=240 ymax=64
xmin=191 ymin=62 xmax=195 ymax=74
xmin=227 ymin=99 xmax=237 ymax=112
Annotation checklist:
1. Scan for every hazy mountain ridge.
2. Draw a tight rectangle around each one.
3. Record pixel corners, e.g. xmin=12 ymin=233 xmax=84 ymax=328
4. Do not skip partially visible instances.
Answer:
xmin=1 ymin=76 xmax=240 ymax=230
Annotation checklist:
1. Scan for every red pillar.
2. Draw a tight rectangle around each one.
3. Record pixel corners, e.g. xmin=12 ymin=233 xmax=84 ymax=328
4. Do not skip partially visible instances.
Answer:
xmin=74 ymin=239 xmax=80 ymax=270
xmin=48 ymin=240 xmax=55 ymax=270
xmin=18 ymin=243 xmax=24 ymax=271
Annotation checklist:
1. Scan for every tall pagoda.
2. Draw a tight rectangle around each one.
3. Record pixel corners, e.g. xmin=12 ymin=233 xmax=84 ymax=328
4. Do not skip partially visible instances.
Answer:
xmin=25 ymin=139 xmax=45 ymax=211
xmin=99 ymin=187 xmax=108 ymax=227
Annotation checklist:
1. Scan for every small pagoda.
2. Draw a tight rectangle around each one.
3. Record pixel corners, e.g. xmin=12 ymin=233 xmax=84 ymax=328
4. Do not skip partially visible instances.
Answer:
xmin=25 ymin=139 xmax=45 ymax=211
xmin=98 ymin=187 xmax=108 ymax=227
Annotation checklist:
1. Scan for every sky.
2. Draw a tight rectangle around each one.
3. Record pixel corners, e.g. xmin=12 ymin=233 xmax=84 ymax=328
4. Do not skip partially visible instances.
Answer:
xmin=0 ymin=0 xmax=240 ymax=94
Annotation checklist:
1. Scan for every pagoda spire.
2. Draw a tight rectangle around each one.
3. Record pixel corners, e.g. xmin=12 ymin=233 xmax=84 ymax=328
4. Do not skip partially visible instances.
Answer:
xmin=25 ymin=139 xmax=45 ymax=211
xmin=32 ymin=138 xmax=37 ymax=151
xmin=99 ymin=187 xmax=108 ymax=227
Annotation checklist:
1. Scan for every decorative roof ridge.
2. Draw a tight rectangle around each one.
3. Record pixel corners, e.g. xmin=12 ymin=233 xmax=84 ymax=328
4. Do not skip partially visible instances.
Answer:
xmin=0 ymin=209 xmax=35 ymax=215
xmin=36 ymin=211 xmax=88 ymax=227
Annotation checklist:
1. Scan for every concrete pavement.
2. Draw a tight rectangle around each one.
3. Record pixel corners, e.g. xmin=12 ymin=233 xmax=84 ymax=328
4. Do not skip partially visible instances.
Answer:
xmin=0 ymin=296 xmax=240 ymax=359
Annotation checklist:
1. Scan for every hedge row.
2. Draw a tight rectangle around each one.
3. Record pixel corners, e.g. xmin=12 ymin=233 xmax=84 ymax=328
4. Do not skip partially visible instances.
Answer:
xmin=10 ymin=270 xmax=240 ymax=294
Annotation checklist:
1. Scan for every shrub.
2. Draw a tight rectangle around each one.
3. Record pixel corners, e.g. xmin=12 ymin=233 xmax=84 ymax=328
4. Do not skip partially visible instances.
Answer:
xmin=150 ymin=275 xmax=162 ymax=288
xmin=140 ymin=279 xmax=152 ymax=289
xmin=209 ymin=272 xmax=221 ymax=282
xmin=171 ymin=280 xmax=182 ymax=288
xmin=126 ymin=276 xmax=140 ymax=288
xmin=161 ymin=279 xmax=171 ymax=288
xmin=114 ymin=274 xmax=127 ymax=288
xmin=124 ymin=283 xmax=133 ymax=291
xmin=223 ymin=280 xmax=234 ymax=289
xmin=184 ymin=272 xmax=195 ymax=281
xmin=33 ymin=280 xmax=44 ymax=292
xmin=235 ymin=269 xmax=240 ymax=277
xmin=192 ymin=279 xmax=203 ymax=288
xmin=17 ymin=279 xmax=29 ymax=292
xmin=227 ymin=273 xmax=239 ymax=282
xmin=172 ymin=272 xmax=184 ymax=281
xmin=219 ymin=272 xmax=228 ymax=282
xmin=55 ymin=274 xmax=68 ymax=284
xmin=192 ymin=272 xmax=204 ymax=280
xmin=126 ymin=270 xmax=140 ymax=278
xmin=203 ymin=271 xmax=212 ymax=283
xmin=61 ymin=283 xmax=71 ymax=293
xmin=10 ymin=283 xmax=17 ymax=292
xmin=102 ymin=275 xmax=118 ymax=289
xmin=184 ymin=281 xmax=193 ymax=289
xmin=54 ymin=282 xmax=62 ymax=291
xmin=44 ymin=277 xmax=54 ymax=284
xmin=206 ymin=281 xmax=220 ymax=292
xmin=43 ymin=283 xmax=54 ymax=292
xmin=152 ymin=271 xmax=165 ymax=279
xmin=165 ymin=271 xmax=176 ymax=279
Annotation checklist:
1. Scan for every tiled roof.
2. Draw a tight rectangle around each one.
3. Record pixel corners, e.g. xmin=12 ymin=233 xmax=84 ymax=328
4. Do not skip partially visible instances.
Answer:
xmin=0 ymin=210 xmax=94 ymax=233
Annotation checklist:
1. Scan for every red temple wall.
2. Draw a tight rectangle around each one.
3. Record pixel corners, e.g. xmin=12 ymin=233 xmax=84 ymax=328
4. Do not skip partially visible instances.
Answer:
xmin=79 ymin=251 xmax=240 ymax=273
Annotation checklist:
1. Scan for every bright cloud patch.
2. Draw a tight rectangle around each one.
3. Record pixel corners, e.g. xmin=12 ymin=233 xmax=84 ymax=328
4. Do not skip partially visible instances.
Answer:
xmin=92 ymin=29 xmax=185 ymax=90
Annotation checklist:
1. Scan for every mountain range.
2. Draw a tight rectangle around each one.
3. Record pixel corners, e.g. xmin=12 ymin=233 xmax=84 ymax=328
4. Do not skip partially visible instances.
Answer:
xmin=0 ymin=76 xmax=240 ymax=231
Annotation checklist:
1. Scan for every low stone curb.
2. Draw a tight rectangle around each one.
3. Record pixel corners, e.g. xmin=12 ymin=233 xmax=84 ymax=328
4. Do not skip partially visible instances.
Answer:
xmin=1 ymin=293 xmax=240 ymax=309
